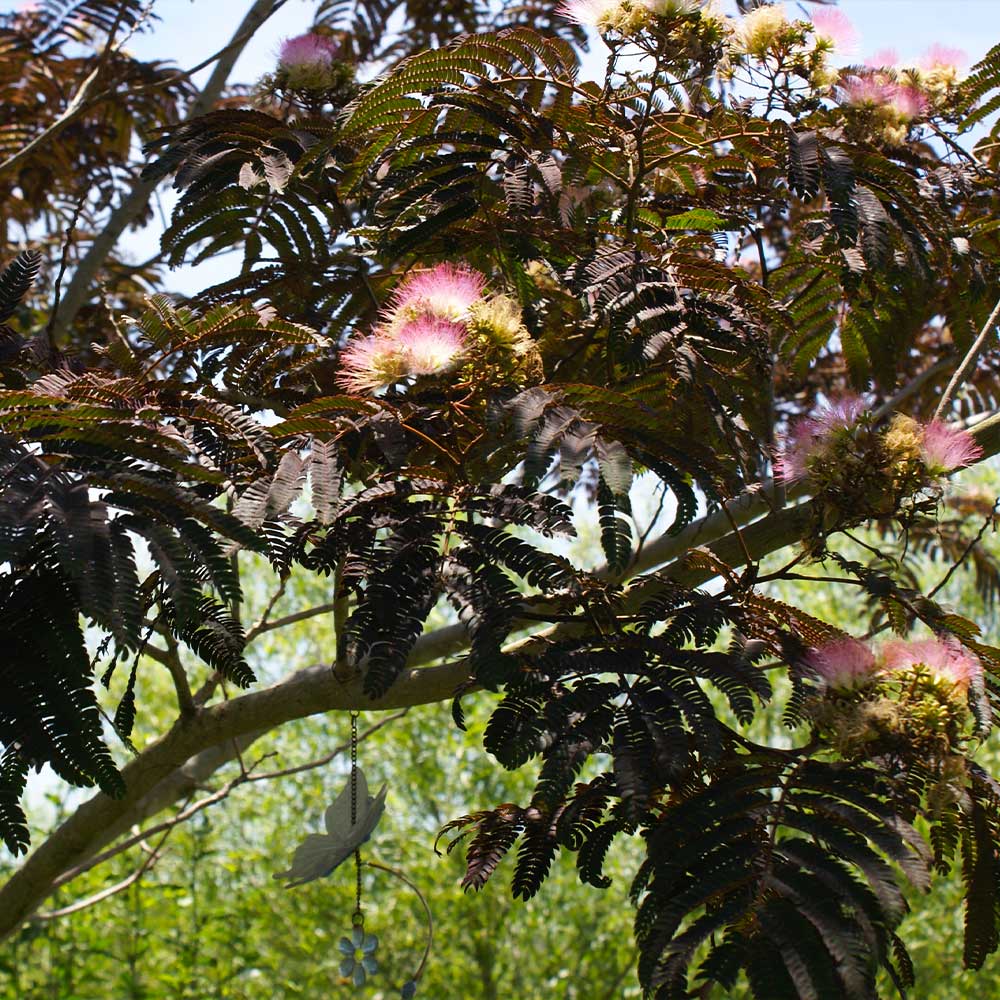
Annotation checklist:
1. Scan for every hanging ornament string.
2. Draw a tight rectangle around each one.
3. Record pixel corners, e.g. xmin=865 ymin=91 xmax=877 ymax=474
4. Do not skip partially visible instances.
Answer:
xmin=275 ymin=708 xmax=430 ymax=996
xmin=363 ymin=859 xmax=434 ymax=998
xmin=350 ymin=709 xmax=364 ymax=930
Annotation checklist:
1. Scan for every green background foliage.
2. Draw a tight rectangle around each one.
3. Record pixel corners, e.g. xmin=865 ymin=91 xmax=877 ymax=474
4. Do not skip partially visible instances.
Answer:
xmin=3 ymin=472 xmax=1000 ymax=999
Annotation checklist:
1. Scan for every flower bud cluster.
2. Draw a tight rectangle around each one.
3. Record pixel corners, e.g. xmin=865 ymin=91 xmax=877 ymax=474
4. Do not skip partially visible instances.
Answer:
xmin=723 ymin=4 xmax=845 ymax=87
xmin=832 ymin=46 xmax=965 ymax=144
xmin=336 ymin=264 xmax=541 ymax=395
xmin=274 ymin=32 xmax=354 ymax=95
xmin=558 ymin=0 xmax=728 ymax=63
xmin=556 ymin=0 xmax=967 ymax=150
xmin=806 ymin=635 xmax=982 ymax=761
xmin=774 ymin=395 xmax=981 ymax=525
xmin=730 ymin=3 xmax=792 ymax=60
xmin=558 ymin=0 xmax=711 ymax=36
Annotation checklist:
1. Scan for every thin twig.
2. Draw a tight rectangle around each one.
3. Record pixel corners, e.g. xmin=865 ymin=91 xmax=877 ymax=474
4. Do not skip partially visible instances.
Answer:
xmin=52 ymin=786 xmax=240 ymax=891
xmin=630 ymin=482 xmax=669 ymax=569
xmin=719 ymin=498 xmax=756 ymax=579
xmin=50 ymin=0 xmax=286 ymax=341
xmin=753 ymin=224 xmax=769 ymax=290
xmin=244 ymin=577 xmax=289 ymax=641
xmin=50 ymin=711 xmax=408 ymax=891
xmin=871 ymin=357 xmax=952 ymax=423
xmin=245 ymin=709 xmax=408 ymax=784
xmin=841 ymin=528 xmax=888 ymax=560
xmin=927 ymin=498 xmax=1000 ymax=600
xmin=37 ymin=805 xmax=180 ymax=921
xmin=929 ymin=121 xmax=981 ymax=167
xmin=44 ymin=194 xmax=87 ymax=349
xmin=38 ymin=866 xmax=151 ymax=921
xmin=933 ymin=297 xmax=1000 ymax=421
xmin=246 ymin=600 xmax=337 ymax=641
xmin=0 ymin=1 xmax=153 ymax=176
xmin=754 ymin=572 xmax=863 ymax=586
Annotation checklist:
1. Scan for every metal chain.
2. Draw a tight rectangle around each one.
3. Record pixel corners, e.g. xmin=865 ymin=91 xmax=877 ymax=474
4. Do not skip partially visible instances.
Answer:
xmin=350 ymin=710 xmax=363 ymax=928
xmin=350 ymin=711 xmax=358 ymax=825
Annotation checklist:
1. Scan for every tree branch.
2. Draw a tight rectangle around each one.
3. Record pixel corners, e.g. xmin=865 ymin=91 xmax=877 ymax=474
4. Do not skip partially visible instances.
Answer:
xmin=246 ymin=601 xmax=337 ymax=641
xmin=0 ymin=658 xmax=465 ymax=941
xmin=0 ymin=498 xmax=807 ymax=942
xmin=244 ymin=577 xmax=289 ymax=641
xmin=35 ymin=804 xmax=178 ymax=922
xmin=50 ymin=710 xmax=407 ymax=893
xmin=933 ymin=297 xmax=1000 ymax=421
xmin=163 ymin=635 xmax=196 ymax=719
xmin=2 ymin=414 xmax=998 ymax=942
xmin=0 ymin=0 xmax=154 ymax=177
xmin=49 ymin=0 xmax=283 ymax=343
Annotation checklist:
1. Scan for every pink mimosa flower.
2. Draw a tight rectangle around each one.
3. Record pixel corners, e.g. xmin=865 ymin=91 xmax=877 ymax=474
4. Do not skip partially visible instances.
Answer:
xmin=336 ymin=334 xmax=406 ymax=394
xmin=279 ymin=33 xmax=339 ymax=70
xmin=838 ymin=72 xmax=924 ymax=128
xmin=920 ymin=420 xmax=982 ymax=474
xmin=807 ymin=638 xmax=878 ymax=692
xmin=389 ymin=263 xmax=485 ymax=325
xmin=775 ymin=395 xmax=867 ymax=485
xmin=774 ymin=416 xmax=822 ymax=484
xmin=557 ymin=0 xmax=623 ymax=26
xmin=919 ymin=44 xmax=967 ymax=73
xmin=811 ymin=8 xmax=858 ymax=53
xmin=840 ymin=73 xmax=898 ymax=108
xmin=881 ymin=637 xmax=982 ymax=692
xmin=396 ymin=316 xmax=467 ymax=375
xmin=866 ymin=49 xmax=899 ymax=69
xmin=891 ymin=85 xmax=927 ymax=119
xmin=819 ymin=395 xmax=868 ymax=429
xmin=918 ymin=44 xmax=966 ymax=96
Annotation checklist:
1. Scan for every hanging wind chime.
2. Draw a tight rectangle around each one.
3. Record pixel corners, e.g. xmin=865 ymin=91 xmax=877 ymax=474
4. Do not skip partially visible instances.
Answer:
xmin=275 ymin=711 xmax=432 ymax=998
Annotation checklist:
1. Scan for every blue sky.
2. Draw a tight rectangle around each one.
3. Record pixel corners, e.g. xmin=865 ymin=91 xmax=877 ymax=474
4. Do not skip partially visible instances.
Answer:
xmin=8 ymin=1 xmax=996 ymax=116
xmin=111 ymin=0 xmax=1000 ymax=87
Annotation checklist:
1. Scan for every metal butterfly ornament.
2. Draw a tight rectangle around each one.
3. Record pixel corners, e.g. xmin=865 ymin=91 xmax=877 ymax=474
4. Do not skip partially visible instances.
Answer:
xmin=273 ymin=767 xmax=387 ymax=887
xmin=273 ymin=712 xmax=427 ymax=996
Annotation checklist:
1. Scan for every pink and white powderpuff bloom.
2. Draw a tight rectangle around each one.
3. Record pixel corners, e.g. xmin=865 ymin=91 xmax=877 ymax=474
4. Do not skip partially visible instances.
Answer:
xmin=774 ymin=416 xmax=823 ymax=484
xmin=811 ymin=8 xmax=858 ymax=54
xmin=866 ymin=49 xmax=899 ymax=70
xmin=389 ymin=263 xmax=485 ymax=326
xmin=336 ymin=334 xmax=406 ymax=394
xmin=919 ymin=44 xmax=967 ymax=73
xmin=558 ymin=0 xmax=699 ymax=33
xmin=890 ymin=85 xmax=927 ymax=119
xmin=881 ymin=637 xmax=982 ymax=692
xmin=279 ymin=33 xmax=340 ymax=70
xmin=920 ymin=420 xmax=983 ymax=474
xmin=807 ymin=638 xmax=878 ymax=692
xmin=840 ymin=73 xmax=900 ymax=109
xmin=838 ymin=71 xmax=925 ymax=142
xmin=918 ymin=44 xmax=966 ymax=96
xmin=774 ymin=395 xmax=867 ymax=485
xmin=558 ymin=0 xmax=627 ymax=27
xmin=396 ymin=316 xmax=468 ymax=375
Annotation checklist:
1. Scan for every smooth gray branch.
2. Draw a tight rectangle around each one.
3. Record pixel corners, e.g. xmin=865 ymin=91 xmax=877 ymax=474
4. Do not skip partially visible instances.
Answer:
xmin=49 ymin=0 xmax=283 ymax=342
xmin=933 ymin=297 xmax=1000 ymax=421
